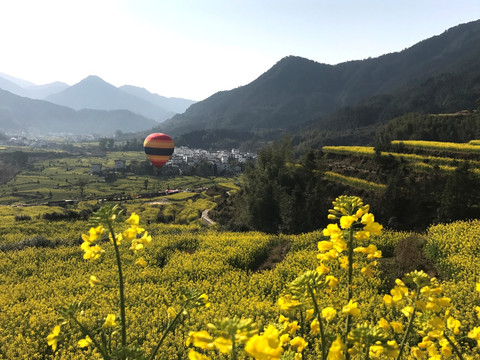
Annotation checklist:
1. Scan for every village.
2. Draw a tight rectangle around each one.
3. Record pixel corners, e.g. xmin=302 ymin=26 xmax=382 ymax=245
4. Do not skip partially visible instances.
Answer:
xmin=89 ymin=146 xmax=257 ymax=177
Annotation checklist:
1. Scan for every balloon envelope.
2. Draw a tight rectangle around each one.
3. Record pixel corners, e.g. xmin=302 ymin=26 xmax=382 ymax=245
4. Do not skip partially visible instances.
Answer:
xmin=143 ymin=133 xmax=174 ymax=169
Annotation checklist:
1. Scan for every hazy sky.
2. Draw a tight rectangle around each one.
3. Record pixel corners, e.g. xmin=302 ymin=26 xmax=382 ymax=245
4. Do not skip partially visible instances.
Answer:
xmin=1 ymin=0 xmax=479 ymax=100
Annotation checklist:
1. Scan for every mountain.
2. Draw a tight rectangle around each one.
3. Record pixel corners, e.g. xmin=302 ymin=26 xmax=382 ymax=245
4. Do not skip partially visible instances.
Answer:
xmin=0 ymin=74 xmax=68 ymax=99
xmin=0 ymin=89 xmax=157 ymax=136
xmin=24 ymin=82 xmax=69 ymax=99
xmin=0 ymin=76 xmax=25 ymax=96
xmin=0 ymin=73 xmax=36 ymax=88
xmin=45 ymin=75 xmax=175 ymax=122
xmin=161 ymin=20 xmax=480 ymax=140
xmin=119 ymin=85 xmax=195 ymax=114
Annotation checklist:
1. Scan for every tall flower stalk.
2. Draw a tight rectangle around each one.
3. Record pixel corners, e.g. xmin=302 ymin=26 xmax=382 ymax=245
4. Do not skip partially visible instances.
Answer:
xmin=47 ymin=205 xmax=209 ymax=359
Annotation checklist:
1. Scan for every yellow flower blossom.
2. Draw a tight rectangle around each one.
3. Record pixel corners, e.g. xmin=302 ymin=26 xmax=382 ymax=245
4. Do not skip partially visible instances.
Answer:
xmin=411 ymin=347 xmax=426 ymax=359
xmin=285 ymin=321 xmax=300 ymax=335
xmin=390 ymin=321 xmax=404 ymax=334
xmin=77 ymin=335 xmax=93 ymax=348
xmin=401 ymin=306 xmax=414 ymax=318
xmin=354 ymin=230 xmax=370 ymax=240
xmin=327 ymin=336 xmax=346 ymax=360
xmin=109 ymin=232 xmax=123 ymax=245
xmin=342 ymin=300 xmax=360 ymax=317
xmin=46 ymin=325 xmax=61 ymax=351
xmin=81 ymin=242 xmax=104 ymax=261
xmin=316 ymin=263 xmax=330 ymax=274
xmin=332 ymin=238 xmax=347 ymax=252
xmin=138 ymin=231 xmax=152 ymax=246
xmin=81 ymin=226 xmax=104 ymax=242
xmin=318 ymin=241 xmax=333 ymax=251
xmin=325 ymin=275 xmax=338 ymax=289
xmin=340 ymin=215 xmax=356 ymax=229
xmin=468 ymin=326 xmax=480 ymax=346
xmin=323 ymin=223 xmax=343 ymax=239
xmin=317 ymin=249 xmax=339 ymax=262
xmin=188 ymin=349 xmax=211 ymax=360
xmin=245 ymin=325 xmax=283 ymax=360
xmin=213 ymin=336 xmax=232 ymax=354
xmin=278 ymin=314 xmax=289 ymax=323
xmin=383 ymin=294 xmax=393 ymax=306
xmin=305 ymin=309 xmax=314 ymax=321
xmin=447 ymin=316 xmax=461 ymax=334
xmin=290 ymin=336 xmax=308 ymax=352
xmin=280 ymin=334 xmax=290 ymax=346
xmin=88 ymin=275 xmax=102 ymax=287
xmin=321 ymin=307 xmax=337 ymax=322
xmin=102 ymin=314 xmax=118 ymax=328
xmin=310 ymin=319 xmax=320 ymax=334
xmin=135 ymin=257 xmax=147 ymax=267
xmin=378 ymin=318 xmax=390 ymax=331
xmin=125 ymin=212 xmax=140 ymax=226
xmin=186 ymin=331 xmax=214 ymax=350
xmin=278 ymin=295 xmax=301 ymax=311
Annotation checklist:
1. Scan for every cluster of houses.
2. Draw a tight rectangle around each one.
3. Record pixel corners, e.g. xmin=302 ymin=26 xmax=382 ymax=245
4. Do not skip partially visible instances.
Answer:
xmin=167 ymin=146 xmax=256 ymax=173
xmin=90 ymin=147 xmax=256 ymax=175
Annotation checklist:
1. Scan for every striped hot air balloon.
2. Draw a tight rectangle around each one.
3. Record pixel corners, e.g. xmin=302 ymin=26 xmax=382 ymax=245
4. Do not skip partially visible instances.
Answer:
xmin=143 ymin=133 xmax=174 ymax=169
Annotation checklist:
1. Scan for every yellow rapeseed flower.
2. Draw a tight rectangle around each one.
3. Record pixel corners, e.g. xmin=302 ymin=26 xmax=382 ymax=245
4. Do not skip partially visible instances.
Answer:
xmin=135 ymin=257 xmax=147 ymax=267
xmin=188 ymin=349 xmax=211 ymax=360
xmin=46 ymin=325 xmax=61 ymax=351
xmin=213 ymin=336 xmax=232 ymax=354
xmin=468 ymin=327 xmax=480 ymax=347
xmin=327 ymin=336 xmax=346 ymax=360
xmin=88 ymin=275 xmax=102 ymax=287
xmin=316 ymin=263 xmax=330 ymax=274
xmin=290 ymin=336 xmax=308 ymax=352
xmin=323 ymin=223 xmax=343 ymax=239
xmin=390 ymin=321 xmax=404 ymax=334
xmin=81 ymin=226 xmax=104 ymax=242
xmin=342 ymin=300 xmax=360 ymax=317
xmin=81 ymin=242 xmax=104 ymax=261
xmin=186 ymin=331 xmax=214 ymax=350
xmin=245 ymin=325 xmax=283 ymax=360
xmin=447 ymin=316 xmax=461 ymax=334
xmin=138 ymin=231 xmax=152 ymax=246
xmin=125 ymin=212 xmax=140 ymax=226
xmin=325 ymin=275 xmax=338 ymax=289
xmin=321 ymin=307 xmax=336 ymax=322
xmin=102 ymin=314 xmax=118 ymax=329
xmin=77 ymin=335 xmax=93 ymax=348
xmin=318 ymin=241 xmax=333 ymax=252
xmin=340 ymin=215 xmax=356 ymax=229
xmin=310 ymin=319 xmax=320 ymax=334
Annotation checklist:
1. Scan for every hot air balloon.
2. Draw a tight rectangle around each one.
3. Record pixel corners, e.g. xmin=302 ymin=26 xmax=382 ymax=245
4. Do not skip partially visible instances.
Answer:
xmin=143 ymin=133 xmax=174 ymax=169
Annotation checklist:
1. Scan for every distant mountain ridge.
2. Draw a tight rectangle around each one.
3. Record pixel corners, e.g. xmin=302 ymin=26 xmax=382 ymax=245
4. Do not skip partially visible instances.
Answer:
xmin=0 ymin=88 xmax=158 ymax=136
xmin=45 ymin=75 xmax=175 ymax=122
xmin=0 ymin=74 xmax=196 ymax=124
xmin=160 ymin=19 xmax=480 ymax=139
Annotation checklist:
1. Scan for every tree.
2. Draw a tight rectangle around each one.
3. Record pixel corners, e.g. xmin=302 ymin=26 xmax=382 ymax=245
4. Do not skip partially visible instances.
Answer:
xmin=237 ymin=137 xmax=325 ymax=234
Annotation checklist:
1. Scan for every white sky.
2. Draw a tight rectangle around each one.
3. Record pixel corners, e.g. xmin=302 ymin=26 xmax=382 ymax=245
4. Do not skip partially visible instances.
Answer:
xmin=0 ymin=0 xmax=479 ymax=101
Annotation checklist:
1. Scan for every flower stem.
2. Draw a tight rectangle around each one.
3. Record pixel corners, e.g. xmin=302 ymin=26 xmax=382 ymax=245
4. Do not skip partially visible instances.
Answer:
xmin=345 ymin=227 xmax=354 ymax=360
xmin=149 ymin=306 xmax=185 ymax=360
xmin=444 ymin=335 xmax=464 ymax=360
xmin=108 ymin=221 xmax=127 ymax=354
xmin=396 ymin=307 xmax=417 ymax=360
xmin=71 ymin=314 xmax=110 ymax=360
xmin=307 ymin=283 xmax=327 ymax=360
